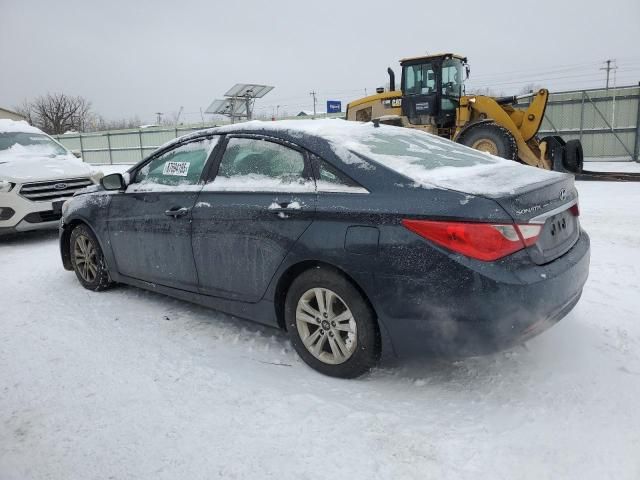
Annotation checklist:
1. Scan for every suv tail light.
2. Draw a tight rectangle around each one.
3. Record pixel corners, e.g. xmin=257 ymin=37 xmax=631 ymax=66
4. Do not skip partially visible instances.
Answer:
xmin=402 ymin=219 xmax=542 ymax=261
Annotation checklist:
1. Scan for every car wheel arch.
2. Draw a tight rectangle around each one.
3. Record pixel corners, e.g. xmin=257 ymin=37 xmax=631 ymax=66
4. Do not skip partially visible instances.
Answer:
xmin=61 ymin=219 xmax=106 ymax=271
xmin=273 ymin=260 xmax=379 ymax=336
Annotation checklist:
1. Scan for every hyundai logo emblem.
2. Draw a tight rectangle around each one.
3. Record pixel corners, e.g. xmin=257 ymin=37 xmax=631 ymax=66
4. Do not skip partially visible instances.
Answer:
xmin=559 ymin=188 xmax=567 ymax=201
xmin=53 ymin=183 xmax=68 ymax=190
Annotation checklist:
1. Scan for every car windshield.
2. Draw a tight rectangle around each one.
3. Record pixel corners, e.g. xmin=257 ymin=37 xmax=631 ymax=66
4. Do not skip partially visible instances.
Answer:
xmin=0 ymin=132 xmax=68 ymax=157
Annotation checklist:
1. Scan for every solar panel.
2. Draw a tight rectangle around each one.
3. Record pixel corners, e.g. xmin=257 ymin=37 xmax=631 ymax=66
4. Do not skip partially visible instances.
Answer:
xmin=205 ymin=99 xmax=247 ymax=116
xmin=224 ymin=83 xmax=274 ymax=99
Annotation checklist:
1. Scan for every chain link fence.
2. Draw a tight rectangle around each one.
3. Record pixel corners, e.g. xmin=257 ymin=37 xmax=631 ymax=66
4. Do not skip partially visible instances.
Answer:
xmin=533 ymin=85 xmax=640 ymax=161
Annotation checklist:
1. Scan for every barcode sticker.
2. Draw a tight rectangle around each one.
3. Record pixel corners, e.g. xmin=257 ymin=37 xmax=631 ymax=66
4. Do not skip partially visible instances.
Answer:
xmin=163 ymin=161 xmax=190 ymax=176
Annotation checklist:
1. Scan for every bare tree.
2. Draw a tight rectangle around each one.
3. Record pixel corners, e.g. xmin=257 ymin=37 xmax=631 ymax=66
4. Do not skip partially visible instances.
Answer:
xmin=88 ymin=114 xmax=142 ymax=132
xmin=16 ymin=93 xmax=93 ymax=134
xmin=14 ymin=100 xmax=34 ymax=125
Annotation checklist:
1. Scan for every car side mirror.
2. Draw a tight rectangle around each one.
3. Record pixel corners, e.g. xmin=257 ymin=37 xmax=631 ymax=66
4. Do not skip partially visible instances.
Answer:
xmin=101 ymin=173 xmax=126 ymax=191
xmin=71 ymin=150 xmax=82 ymax=158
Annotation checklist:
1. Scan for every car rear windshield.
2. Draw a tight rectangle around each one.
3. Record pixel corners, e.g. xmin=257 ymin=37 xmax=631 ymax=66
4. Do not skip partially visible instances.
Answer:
xmin=0 ymin=132 xmax=68 ymax=157
xmin=348 ymin=127 xmax=496 ymax=170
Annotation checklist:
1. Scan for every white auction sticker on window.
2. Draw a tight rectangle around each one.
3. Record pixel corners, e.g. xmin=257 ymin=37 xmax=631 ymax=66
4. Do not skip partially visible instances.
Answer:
xmin=163 ymin=161 xmax=190 ymax=176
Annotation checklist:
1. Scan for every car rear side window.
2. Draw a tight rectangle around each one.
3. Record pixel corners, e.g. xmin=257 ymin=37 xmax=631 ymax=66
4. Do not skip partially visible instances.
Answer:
xmin=131 ymin=137 xmax=219 ymax=191
xmin=206 ymin=137 xmax=314 ymax=192
xmin=314 ymin=156 xmax=368 ymax=194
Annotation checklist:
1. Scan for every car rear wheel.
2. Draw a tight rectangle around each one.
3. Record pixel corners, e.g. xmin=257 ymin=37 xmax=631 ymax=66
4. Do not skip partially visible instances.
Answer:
xmin=285 ymin=268 xmax=380 ymax=378
xmin=70 ymin=224 xmax=113 ymax=291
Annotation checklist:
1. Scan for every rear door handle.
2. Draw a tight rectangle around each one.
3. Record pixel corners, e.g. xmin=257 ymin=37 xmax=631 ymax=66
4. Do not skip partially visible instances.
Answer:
xmin=268 ymin=201 xmax=302 ymax=216
xmin=164 ymin=206 xmax=190 ymax=217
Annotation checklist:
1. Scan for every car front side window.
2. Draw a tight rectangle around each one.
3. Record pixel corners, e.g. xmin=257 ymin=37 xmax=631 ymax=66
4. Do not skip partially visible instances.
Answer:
xmin=206 ymin=137 xmax=314 ymax=192
xmin=129 ymin=137 xmax=219 ymax=192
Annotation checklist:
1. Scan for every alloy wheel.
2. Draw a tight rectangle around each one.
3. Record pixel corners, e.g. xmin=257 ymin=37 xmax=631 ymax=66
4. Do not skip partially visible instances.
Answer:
xmin=73 ymin=234 xmax=98 ymax=283
xmin=295 ymin=288 xmax=357 ymax=365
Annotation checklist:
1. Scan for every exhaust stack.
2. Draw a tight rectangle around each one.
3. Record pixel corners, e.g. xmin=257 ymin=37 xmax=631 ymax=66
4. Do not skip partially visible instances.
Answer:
xmin=387 ymin=67 xmax=395 ymax=91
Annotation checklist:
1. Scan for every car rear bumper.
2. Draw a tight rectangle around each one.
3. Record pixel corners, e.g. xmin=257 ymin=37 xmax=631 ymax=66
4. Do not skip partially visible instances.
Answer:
xmin=374 ymin=230 xmax=591 ymax=357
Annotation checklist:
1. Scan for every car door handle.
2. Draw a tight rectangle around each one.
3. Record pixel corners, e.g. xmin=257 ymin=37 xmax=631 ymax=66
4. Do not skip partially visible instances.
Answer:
xmin=164 ymin=207 xmax=190 ymax=217
xmin=268 ymin=201 xmax=302 ymax=216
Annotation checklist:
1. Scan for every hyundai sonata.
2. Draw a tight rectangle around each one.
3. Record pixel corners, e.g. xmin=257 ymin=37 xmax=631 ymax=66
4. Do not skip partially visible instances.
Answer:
xmin=59 ymin=120 xmax=590 ymax=378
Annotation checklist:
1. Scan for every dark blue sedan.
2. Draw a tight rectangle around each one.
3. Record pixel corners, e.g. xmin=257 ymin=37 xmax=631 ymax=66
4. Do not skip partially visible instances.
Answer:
xmin=60 ymin=120 xmax=590 ymax=377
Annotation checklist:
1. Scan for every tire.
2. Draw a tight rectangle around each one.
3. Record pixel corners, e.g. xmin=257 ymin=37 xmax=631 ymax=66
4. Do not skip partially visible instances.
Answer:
xmin=285 ymin=267 xmax=380 ymax=378
xmin=564 ymin=139 xmax=584 ymax=173
xmin=69 ymin=224 xmax=113 ymax=291
xmin=458 ymin=122 xmax=518 ymax=161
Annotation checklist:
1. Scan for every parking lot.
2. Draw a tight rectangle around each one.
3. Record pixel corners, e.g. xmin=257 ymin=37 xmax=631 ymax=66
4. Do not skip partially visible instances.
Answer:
xmin=2 ymin=167 xmax=639 ymax=480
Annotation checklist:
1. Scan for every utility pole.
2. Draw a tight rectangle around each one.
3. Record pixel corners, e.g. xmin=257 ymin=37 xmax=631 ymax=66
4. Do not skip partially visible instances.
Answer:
xmin=310 ymin=91 xmax=317 ymax=118
xmin=600 ymin=59 xmax=617 ymax=90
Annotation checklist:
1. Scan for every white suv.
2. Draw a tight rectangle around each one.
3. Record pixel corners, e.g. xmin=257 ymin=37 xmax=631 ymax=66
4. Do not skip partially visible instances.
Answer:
xmin=0 ymin=119 xmax=102 ymax=235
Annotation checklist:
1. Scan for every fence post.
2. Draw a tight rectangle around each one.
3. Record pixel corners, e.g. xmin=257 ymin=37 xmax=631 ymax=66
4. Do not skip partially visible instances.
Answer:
xmin=106 ymin=132 xmax=113 ymax=165
xmin=79 ymin=134 xmax=85 ymax=161
xmin=138 ymin=130 xmax=144 ymax=161
xmin=634 ymin=84 xmax=640 ymax=162
xmin=579 ymin=91 xmax=585 ymax=143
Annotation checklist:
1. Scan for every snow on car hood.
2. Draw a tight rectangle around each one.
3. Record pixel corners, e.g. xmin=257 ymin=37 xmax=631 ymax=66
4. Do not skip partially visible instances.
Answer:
xmin=209 ymin=119 xmax=568 ymax=197
xmin=0 ymin=144 xmax=94 ymax=183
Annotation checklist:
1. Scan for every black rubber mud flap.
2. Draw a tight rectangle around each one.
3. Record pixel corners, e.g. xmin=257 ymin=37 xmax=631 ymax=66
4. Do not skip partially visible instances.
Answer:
xmin=564 ymin=140 xmax=584 ymax=174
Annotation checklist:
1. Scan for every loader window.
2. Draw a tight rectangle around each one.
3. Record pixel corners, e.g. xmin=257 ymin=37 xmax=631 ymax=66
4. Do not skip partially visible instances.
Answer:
xmin=441 ymin=58 xmax=465 ymax=111
xmin=441 ymin=59 xmax=464 ymax=98
xmin=403 ymin=63 xmax=436 ymax=96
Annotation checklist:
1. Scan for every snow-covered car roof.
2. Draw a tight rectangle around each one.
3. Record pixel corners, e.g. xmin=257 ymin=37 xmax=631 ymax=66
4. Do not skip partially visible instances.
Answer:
xmin=163 ymin=119 xmax=567 ymax=196
xmin=0 ymin=119 xmax=44 ymax=134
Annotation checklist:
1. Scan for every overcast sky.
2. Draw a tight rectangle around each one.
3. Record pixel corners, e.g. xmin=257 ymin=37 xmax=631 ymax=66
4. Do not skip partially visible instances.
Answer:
xmin=1 ymin=0 xmax=638 ymax=124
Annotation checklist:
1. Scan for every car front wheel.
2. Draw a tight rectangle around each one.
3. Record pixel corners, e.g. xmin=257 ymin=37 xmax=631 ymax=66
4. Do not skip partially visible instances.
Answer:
xmin=285 ymin=268 xmax=380 ymax=378
xmin=69 ymin=224 xmax=113 ymax=291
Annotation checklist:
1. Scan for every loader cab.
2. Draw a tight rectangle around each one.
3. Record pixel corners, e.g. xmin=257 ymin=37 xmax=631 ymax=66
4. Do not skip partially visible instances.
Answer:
xmin=400 ymin=53 xmax=467 ymax=130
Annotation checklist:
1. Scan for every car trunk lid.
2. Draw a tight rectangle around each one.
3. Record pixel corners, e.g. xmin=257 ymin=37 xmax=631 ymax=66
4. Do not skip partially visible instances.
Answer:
xmin=489 ymin=174 xmax=580 ymax=265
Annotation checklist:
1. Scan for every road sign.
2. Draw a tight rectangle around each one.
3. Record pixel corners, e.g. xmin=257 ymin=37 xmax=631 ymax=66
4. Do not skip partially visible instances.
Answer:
xmin=326 ymin=100 xmax=342 ymax=113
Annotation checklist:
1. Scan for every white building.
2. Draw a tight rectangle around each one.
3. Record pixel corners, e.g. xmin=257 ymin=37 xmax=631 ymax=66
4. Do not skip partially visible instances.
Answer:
xmin=0 ymin=107 xmax=26 ymax=121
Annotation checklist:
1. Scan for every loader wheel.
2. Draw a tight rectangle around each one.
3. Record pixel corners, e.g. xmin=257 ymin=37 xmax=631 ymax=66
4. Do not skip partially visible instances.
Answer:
xmin=458 ymin=122 xmax=518 ymax=161
xmin=564 ymin=140 xmax=584 ymax=173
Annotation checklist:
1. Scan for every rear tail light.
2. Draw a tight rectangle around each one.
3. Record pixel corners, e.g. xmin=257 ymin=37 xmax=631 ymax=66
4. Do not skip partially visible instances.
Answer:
xmin=569 ymin=203 xmax=580 ymax=217
xmin=402 ymin=219 xmax=542 ymax=261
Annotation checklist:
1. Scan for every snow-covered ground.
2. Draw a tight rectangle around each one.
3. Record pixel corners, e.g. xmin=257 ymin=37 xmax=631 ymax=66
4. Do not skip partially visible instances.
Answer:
xmin=2 ymin=179 xmax=640 ymax=479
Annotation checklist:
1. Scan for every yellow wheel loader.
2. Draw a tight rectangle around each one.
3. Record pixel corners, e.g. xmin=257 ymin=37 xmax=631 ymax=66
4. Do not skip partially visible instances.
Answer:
xmin=346 ymin=53 xmax=640 ymax=181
